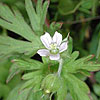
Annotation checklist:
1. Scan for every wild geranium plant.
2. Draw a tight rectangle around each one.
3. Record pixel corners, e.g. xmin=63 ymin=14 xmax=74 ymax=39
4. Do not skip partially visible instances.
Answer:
xmin=0 ymin=0 xmax=100 ymax=100
xmin=37 ymin=31 xmax=68 ymax=77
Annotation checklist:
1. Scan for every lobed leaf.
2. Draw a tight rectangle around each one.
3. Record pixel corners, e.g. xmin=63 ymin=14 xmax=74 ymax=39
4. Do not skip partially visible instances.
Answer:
xmin=65 ymin=73 xmax=90 ymax=100
xmin=6 ymin=63 xmax=20 ymax=83
xmin=20 ymin=75 xmax=42 ymax=90
xmin=22 ymin=71 xmax=41 ymax=80
xmin=25 ymin=0 xmax=40 ymax=33
xmin=0 ymin=3 xmax=37 ymax=41
xmin=95 ymin=71 xmax=100 ymax=84
xmin=36 ymin=0 xmax=43 ymax=17
xmin=93 ymin=84 xmax=100 ymax=96
xmin=11 ymin=59 xmax=43 ymax=70
xmin=0 ymin=36 xmax=42 ymax=60
xmin=7 ymin=83 xmax=33 ymax=100
xmin=25 ymin=0 xmax=49 ymax=35
xmin=63 ymin=55 xmax=100 ymax=74
xmin=57 ymin=79 xmax=67 ymax=100
xmin=40 ymin=0 xmax=49 ymax=26
xmin=81 ymin=63 xmax=100 ymax=71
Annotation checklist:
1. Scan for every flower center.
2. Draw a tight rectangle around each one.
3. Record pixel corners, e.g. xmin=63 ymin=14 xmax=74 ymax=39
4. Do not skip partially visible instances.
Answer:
xmin=50 ymin=43 xmax=59 ymax=54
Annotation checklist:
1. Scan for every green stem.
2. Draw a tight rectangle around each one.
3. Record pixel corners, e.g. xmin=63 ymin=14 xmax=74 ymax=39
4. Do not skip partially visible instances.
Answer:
xmin=57 ymin=58 xmax=63 ymax=77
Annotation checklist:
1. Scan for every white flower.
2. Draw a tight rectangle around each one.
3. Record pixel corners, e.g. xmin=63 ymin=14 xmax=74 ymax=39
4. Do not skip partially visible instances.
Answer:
xmin=37 ymin=31 xmax=68 ymax=60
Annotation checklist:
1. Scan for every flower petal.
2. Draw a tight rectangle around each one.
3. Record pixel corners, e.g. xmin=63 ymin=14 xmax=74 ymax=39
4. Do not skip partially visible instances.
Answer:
xmin=40 ymin=32 xmax=52 ymax=49
xmin=37 ymin=49 xmax=49 ymax=56
xmin=53 ymin=31 xmax=62 ymax=46
xmin=49 ymin=54 xmax=60 ymax=60
xmin=59 ymin=42 xmax=68 ymax=53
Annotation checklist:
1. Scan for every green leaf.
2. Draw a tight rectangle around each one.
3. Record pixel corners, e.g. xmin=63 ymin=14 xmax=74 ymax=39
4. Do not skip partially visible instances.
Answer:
xmin=7 ymin=83 xmax=46 ymax=100
xmin=63 ymin=54 xmax=100 ymax=74
xmin=95 ymin=71 xmax=100 ymax=84
xmin=11 ymin=59 xmax=43 ymax=70
xmin=42 ymin=57 xmax=50 ymax=64
xmin=79 ymin=7 xmax=91 ymax=14
xmin=20 ymin=79 xmax=35 ymax=90
xmin=40 ymin=0 xmax=49 ymax=26
xmin=64 ymin=73 xmax=90 ymax=100
xmin=92 ymin=0 xmax=98 ymax=16
xmin=22 ymin=71 xmax=41 ymax=80
xmin=50 ymin=22 xmax=63 ymax=31
xmin=91 ymin=92 xmax=98 ymax=100
xmin=74 ymin=55 xmax=94 ymax=65
xmin=0 ymin=36 xmax=42 ymax=60
xmin=79 ymin=70 xmax=91 ymax=77
xmin=0 ymin=67 xmax=8 ymax=83
xmin=20 ymin=75 xmax=42 ymax=90
xmin=25 ymin=0 xmax=40 ymax=32
xmin=70 ymin=51 xmax=79 ymax=60
xmin=79 ymin=0 xmax=93 ymax=14
xmin=0 ymin=83 xmax=10 ymax=99
xmin=96 ymin=37 xmax=100 ymax=59
xmin=0 ymin=0 xmax=18 ymax=4
xmin=7 ymin=83 xmax=33 ymax=100
xmin=6 ymin=63 xmax=20 ymax=83
xmin=81 ymin=63 xmax=100 ymax=71
xmin=93 ymin=84 xmax=100 ymax=96
xmin=90 ymin=23 xmax=100 ymax=57
xmin=74 ymin=72 xmax=87 ymax=81
xmin=63 ymin=51 xmax=79 ymax=66
xmin=7 ymin=58 xmax=43 ymax=83
xmin=0 ymin=3 xmax=37 ymax=41
xmin=81 ymin=0 xmax=93 ymax=9
xmin=25 ymin=0 xmax=49 ymax=35
xmin=57 ymin=79 xmax=67 ymax=100
xmin=58 ymin=0 xmax=76 ymax=15
xmin=36 ymin=0 xmax=42 ymax=17
xmin=48 ymin=22 xmax=63 ymax=36
xmin=7 ymin=74 xmax=21 ymax=89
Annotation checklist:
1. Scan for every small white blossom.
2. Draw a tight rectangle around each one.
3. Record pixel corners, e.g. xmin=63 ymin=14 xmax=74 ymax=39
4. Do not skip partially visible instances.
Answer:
xmin=37 ymin=31 xmax=68 ymax=60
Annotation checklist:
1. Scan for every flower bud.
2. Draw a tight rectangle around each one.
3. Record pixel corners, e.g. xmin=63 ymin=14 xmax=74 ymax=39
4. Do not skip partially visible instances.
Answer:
xmin=41 ymin=74 xmax=61 ymax=93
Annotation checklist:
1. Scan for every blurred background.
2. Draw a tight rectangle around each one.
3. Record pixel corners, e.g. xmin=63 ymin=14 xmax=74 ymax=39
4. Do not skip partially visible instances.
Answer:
xmin=0 ymin=0 xmax=100 ymax=100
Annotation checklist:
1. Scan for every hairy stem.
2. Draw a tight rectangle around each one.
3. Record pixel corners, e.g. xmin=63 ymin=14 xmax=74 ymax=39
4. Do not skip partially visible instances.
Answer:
xmin=57 ymin=58 xmax=63 ymax=77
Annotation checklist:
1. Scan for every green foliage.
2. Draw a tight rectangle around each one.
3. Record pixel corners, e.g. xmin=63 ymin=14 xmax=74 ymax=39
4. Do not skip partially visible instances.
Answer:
xmin=0 ymin=3 xmax=35 ymax=41
xmin=46 ymin=22 xmax=63 ymax=36
xmin=0 ymin=59 xmax=21 ymax=100
xmin=0 ymin=0 xmax=47 ymax=60
xmin=95 ymin=71 xmax=100 ymax=84
xmin=7 ymin=83 xmax=48 ymax=100
xmin=25 ymin=0 xmax=49 ymax=35
xmin=0 ymin=36 xmax=42 ymax=60
xmin=58 ymin=0 xmax=78 ymax=15
xmin=6 ymin=58 xmax=43 ymax=83
xmin=65 ymin=74 xmax=90 ymax=100
xmin=90 ymin=23 xmax=100 ymax=57
xmin=57 ymin=79 xmax=67 ymax=100
xmin=93 ymin=84 xmax=100 ymax=96
xmin=0 ymin=67 xmax=8 ymax=83
xmin=0 ymin=83 xmax=10 ymax=100
xmin=6 ymin=50 xmax=100 ymax=100
xmin=63 ymin=53 xmax=100 ymax=74
xmin=91 ymin=93 xmax=98 ymax=100
xmin=0 ymin=0 xmax=100 ymax=100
